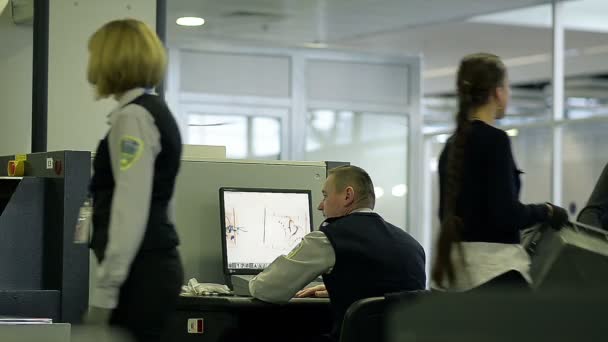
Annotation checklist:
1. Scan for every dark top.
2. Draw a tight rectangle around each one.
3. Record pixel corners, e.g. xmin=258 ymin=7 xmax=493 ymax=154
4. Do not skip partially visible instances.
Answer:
xmin=578 ymin=162 xmax=608 ymax=230
xmin=438 ymin=120 xmax=549 ymax=244
xmin=90 ymin=94 xmax=182 ymax=261
xmin=320 ymin=212 xmax=426 ymax=337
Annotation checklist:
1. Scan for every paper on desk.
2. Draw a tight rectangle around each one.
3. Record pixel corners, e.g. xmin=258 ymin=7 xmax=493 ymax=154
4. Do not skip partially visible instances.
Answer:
xmin=181 ymin=278 xmax=232 ymax=296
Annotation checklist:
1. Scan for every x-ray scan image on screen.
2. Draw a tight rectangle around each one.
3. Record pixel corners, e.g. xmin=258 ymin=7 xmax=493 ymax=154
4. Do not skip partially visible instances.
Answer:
xmin=220 ymin=188 xmax=313 ymax=272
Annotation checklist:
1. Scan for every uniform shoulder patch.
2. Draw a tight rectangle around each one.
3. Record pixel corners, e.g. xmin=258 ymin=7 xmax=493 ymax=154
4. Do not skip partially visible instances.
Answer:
xmin=120 ymin=135 xmax=144 ymax=171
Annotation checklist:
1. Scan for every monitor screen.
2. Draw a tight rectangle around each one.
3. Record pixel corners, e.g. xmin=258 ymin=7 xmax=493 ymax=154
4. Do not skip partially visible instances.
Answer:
xmin=220 ymin=188 xmax=313 ymax=273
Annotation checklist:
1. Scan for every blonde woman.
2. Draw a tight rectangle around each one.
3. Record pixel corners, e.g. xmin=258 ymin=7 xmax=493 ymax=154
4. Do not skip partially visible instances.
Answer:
xmin=86 ymin=19 xmax=183 ymax=342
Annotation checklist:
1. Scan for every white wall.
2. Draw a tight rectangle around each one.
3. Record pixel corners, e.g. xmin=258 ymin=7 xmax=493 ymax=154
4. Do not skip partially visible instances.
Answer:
xmin=0 ymin=6 xmax=32 ymax=156
xmin=47 ymin=0 xmax=156 ymax=151
xmin=0 ymin=1 xmax=157 ymax=154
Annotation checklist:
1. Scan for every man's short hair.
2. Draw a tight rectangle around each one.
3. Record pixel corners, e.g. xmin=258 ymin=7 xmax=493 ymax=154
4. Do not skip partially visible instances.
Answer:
xmin=87 ymin=19 xmax=166 ymax=98
xmin=328 ymin=165 xmax=376 ymax=209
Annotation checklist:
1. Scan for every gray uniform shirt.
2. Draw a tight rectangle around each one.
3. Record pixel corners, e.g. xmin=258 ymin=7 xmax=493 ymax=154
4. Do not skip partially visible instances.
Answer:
xmin=249 ymin=208 xmax=374 ymax=304
xmin=92 ymin=88 xmax=167 ymax=309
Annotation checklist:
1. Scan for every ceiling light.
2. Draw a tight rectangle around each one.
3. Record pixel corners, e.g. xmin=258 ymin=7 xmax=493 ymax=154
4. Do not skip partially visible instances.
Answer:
xmin=311 ymin=110 xmax=335 ymax=131
xmin=503 ymin=53 xmax=549 ymax=67
xmin=435 ymin=134 xmax=449 ymax=144
xmin=424 ymin=67 xmax=457 ymax=79
xmin=374 ymin=187 xmax=384 ymax=199
xmin=176 ymin=17 xmax=205 ymax=27
xmin=391 ymin=184 xmax=407 ymax=197
xmin=304 ymin=42 xmax=328 ymax=49
xmin=506 ymin=129 xmax=519 ymax=137
xmin=429 ymin=158 xmax=438 ymax=173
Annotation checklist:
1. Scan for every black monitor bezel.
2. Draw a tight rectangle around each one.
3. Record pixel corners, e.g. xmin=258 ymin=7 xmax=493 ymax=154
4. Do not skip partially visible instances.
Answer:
xmin=219 ymin=187 xmax=314 ymax=276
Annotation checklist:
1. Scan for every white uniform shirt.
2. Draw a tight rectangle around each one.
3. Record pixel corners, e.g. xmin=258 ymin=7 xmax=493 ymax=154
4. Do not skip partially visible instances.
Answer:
xmin=249 ymin=208 xmax=374 ymax=303
xmin=91 ymin=88 xmax=169 ymax=309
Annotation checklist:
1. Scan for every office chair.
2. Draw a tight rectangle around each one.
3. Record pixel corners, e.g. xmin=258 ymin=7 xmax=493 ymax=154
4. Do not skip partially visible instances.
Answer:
xmin=339 ymin=297 xmax=386 ymax=342
xmin=339 ymin=291 xmax=430 ymax=342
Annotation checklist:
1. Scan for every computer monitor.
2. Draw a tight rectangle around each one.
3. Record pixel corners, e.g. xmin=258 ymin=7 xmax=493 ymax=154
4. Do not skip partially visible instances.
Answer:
xmin=219 ymin=187 xmax=314 ymax=275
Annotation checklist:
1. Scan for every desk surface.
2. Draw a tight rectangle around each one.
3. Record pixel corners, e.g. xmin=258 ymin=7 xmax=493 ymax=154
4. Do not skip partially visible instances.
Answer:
xmin=0 ymin=324 xmax=70 ymax=342
xmin=178 ymin=294 xmax=330 ymax=310
xmin=168 ymin=295 xmax=333 ymax=341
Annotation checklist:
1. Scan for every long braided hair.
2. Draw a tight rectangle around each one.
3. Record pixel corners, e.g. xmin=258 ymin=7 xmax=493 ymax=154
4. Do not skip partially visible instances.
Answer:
xmin=432 ymin=53 xmax=507 ymax=286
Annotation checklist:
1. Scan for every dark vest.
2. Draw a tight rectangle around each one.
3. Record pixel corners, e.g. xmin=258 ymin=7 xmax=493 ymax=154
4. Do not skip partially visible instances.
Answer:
xmin=89 ymin=94 xmax=181 ymax=261
xmin=320 ymin=212 xmax=426 ymax=337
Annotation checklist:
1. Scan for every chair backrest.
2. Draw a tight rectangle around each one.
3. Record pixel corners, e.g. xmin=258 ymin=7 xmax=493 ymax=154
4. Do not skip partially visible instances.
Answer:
xmin=339 ymin=297 xmax=386 ymax=342
xmin=384 ymin=289 xmax=429 ymax=306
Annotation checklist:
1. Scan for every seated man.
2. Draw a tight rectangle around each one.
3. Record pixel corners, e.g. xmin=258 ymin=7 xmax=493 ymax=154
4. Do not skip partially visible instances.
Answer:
xmin=578 ymin=162 xmax=608 ymax=230
xmin=249 ymin=165 xmax=426 ymax=339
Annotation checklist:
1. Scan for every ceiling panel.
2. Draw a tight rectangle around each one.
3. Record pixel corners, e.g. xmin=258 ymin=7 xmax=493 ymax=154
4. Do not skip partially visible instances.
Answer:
xmin=166 ymin=0 xmax=608 ymax=95
xmin=167 ymin=0 xmax=558 ymax=44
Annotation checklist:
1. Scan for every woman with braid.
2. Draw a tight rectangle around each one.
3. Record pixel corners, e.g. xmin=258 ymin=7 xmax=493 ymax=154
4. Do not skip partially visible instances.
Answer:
xmin=432 ymin=53 xmax=569 ymax=291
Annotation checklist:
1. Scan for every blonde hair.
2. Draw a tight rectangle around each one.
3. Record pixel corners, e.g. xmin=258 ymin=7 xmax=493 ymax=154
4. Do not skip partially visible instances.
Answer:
xmin=87 ymin=18 xmax=166 ymax=98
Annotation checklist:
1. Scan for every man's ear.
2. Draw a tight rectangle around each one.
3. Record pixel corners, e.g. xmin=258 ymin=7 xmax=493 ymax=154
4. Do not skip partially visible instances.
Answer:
xmin=344 ymin=186 xmax=355 ymax=205
xmin=495 ymin=87 xmax=507 ymax=105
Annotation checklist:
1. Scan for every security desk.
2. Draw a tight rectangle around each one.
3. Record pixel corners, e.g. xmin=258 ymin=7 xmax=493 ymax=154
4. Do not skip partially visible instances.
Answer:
xmin=0 ymin=323 xmax=70 ymax=342
xmin=163 ymin=294 xmax=332 ymax=342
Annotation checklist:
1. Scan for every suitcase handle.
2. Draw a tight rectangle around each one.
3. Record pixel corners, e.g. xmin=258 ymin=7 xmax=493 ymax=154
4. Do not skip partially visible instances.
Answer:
xmin=571 ymin=221 xmax=608 ymax=241
xmin=524 ymin=224 xmax=549 ymax=256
